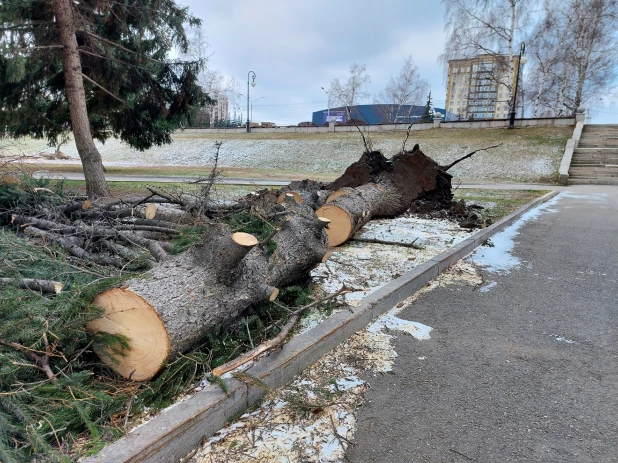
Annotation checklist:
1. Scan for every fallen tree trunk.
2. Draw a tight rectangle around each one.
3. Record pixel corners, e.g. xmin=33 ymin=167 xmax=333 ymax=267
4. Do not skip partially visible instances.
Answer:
xmin=86 ymin=144 xmax=485 ymax=380
xmin=315 ymin=146 xmax=453 ymax=246
xmin=316 ymin=182 xmax=404 ymax=246
xmin=88 ymin=209 xmax=329 ymax=381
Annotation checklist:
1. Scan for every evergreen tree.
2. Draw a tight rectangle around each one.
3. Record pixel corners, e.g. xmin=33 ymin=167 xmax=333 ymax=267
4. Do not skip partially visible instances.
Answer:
xmin=0 ymin=1 xmax=211 ymax=198
xmin=420 ymin=92 xmax=434 ymax=122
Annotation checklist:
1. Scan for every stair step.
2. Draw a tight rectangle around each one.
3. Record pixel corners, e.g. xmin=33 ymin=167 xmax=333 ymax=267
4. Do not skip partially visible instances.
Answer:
xmin=578 ymin=143 xmax=618 ymax=148
xmin=573 ymin=147 xmax=618 ymax=152
xmin=571 ymin=158 xmax=618 ymax=163
xmin=569 ymin=178 xmax=618 ymax=185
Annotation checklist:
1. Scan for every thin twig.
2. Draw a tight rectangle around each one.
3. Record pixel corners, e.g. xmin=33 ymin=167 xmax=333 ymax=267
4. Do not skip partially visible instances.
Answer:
xmin=329 ymin=413 xmax=356 ymax=447
xmin=350 ymin=236 xmax=424 ymax=249
xmin=400 ymin=122 xmax=414 ymax=153
xmin=347 ymin=105 xmax=371 ymax=153
xmin=245 ymin=318 xmax=254 ymax=349
xmin=146 ymin=187 xmax=189 ymax=207
xmin=123 ymin=395 xmax=135 ymax=431
xmin=81 ymin=73 xmax=128 ymax=105
xmin=442 ymin=143 xmax=503 ymax=171
xmin=211 ymin=286 xmax=349 ymax=377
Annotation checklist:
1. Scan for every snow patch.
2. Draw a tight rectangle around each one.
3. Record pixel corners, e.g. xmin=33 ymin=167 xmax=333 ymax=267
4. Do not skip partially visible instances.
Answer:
xmin=479 ymin=281 xmax=497 ymax=292
xmin=470 ymin=194 xmax=561 ymax=273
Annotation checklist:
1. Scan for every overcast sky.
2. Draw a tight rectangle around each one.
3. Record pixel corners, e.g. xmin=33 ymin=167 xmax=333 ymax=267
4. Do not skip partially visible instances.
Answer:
xmin=180 ymin=0 xmax=616 ymax=125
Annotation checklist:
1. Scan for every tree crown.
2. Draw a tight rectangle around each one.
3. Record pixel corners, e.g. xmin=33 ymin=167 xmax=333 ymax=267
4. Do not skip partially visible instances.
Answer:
xmin=0 ymin=0 xmax=211 ymax=150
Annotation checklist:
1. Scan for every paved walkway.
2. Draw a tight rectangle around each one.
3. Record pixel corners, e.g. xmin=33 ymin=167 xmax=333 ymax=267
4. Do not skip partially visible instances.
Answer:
xmin=31 ymin=171 xmax=291 ymax=186
xmin=347 ymin=185 xmax=618 ymax=462
xmin=33 ymin=170 xmax=569 ymax=191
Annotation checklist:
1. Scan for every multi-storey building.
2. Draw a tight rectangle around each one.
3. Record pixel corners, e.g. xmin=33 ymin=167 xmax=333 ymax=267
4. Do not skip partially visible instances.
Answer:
xmin=207 ymin=94 xmax=229 ymax=127
xmin=445 ymin=54 xmax=522 ymax=120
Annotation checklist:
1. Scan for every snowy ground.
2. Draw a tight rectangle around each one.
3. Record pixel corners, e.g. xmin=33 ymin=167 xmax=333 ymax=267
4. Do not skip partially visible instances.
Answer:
xmin=5 ymin=127 xmax=570 ymax=183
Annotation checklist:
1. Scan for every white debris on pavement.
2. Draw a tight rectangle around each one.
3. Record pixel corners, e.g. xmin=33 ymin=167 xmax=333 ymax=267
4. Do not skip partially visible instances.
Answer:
xmin=479 ymin=281 xmax=497 ymax=292
xmin=188 ymin=261 xmax=484 ymax=463
xmin=310 ymin=215 xmax=473 ymax=306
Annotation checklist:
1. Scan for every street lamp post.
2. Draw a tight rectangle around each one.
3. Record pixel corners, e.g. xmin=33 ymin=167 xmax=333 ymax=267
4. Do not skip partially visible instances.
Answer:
xmin=321 ymin=86 xmax=330 ymax=124
xmin=508 ymin=43 xmax=526 ymax=129
xmin=247 ymin=71 xmax=256 ymax=133
xmin=251 ymin=96 xmax=265 ymax=123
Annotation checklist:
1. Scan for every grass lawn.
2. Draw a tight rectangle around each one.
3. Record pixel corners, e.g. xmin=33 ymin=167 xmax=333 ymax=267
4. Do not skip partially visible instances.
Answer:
xmin=5 ymin=124 xmax=572 ymax=184
xmin=453 ymin=188 xmax=551 ymax=222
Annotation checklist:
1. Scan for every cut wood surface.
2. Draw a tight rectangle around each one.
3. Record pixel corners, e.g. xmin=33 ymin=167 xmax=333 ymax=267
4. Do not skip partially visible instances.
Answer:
xmin=85 ymin=145 xmax=474 ymax=381
xmin=0 ymin=278 xmax=63 ymax=294
xmin=88 ymin=212 xmax=329 ymax=381
xmin=144 ymin=203 xmax=157 ymax=220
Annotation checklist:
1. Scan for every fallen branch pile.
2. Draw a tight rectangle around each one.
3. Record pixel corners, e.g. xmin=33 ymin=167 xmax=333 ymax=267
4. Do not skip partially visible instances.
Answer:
xmin=3 ymin=144 xmax=494 ymax=381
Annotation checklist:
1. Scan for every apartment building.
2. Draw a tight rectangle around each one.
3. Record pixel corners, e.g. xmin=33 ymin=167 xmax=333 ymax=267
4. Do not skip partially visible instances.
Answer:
xmin=445 ymin=54 xmax=521 ymax=120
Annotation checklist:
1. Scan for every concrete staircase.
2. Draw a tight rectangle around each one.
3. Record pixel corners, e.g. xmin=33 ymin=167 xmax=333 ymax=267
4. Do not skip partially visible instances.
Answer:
xmin=569 ymin=124 xmax=618 ymax=184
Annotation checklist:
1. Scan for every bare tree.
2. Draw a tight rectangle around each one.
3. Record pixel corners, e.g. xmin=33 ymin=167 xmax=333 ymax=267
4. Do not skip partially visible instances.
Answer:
xmin=442 ymin=0 xmax=530 ymax=107
xmin=527 ymin=0 xmax=618 ymax=116
xmin=182 ymin=27 xmax=240 ymax=126
xmin=374 ymin=55 xmax=429 ymax=123
xmin=329 ymin=63 xmax=371 ymax=119
xmin=525 ymin=0 xmax=571 ymax=117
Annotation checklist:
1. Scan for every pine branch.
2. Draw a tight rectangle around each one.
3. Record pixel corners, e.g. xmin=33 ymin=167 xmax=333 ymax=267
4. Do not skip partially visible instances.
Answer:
xmin=211 ymin=286 xmax=350 ymax=377
xmin=81 ymin=73 xmax=128 ymax=106
xmin=80 ymin=30 xmax=165 ymax=64
xmin=78 ymin=47 xmax=153 ymax=74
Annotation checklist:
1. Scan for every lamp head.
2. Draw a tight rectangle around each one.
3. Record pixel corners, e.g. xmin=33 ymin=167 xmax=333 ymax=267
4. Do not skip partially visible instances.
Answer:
xmin=520 ymin=56 xmax=527 ymax=65
xmin=251 ymin=82 xmax=256 ymax=87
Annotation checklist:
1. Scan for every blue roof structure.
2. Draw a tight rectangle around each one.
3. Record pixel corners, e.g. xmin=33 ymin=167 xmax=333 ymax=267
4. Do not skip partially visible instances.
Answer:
xmin=311 ymin=104 xmax=448 ymax=125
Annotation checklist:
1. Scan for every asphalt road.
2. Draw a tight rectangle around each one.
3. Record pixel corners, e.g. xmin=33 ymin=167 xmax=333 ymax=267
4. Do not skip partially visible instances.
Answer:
xmin=347 ymin=185 xmax=618 ymax=463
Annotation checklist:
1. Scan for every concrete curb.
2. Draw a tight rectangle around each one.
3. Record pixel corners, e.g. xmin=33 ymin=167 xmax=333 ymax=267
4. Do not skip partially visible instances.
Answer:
xmin=86 ymin=190 xmax=559 ymax=463
xmin=559 ymin=121 xmax=584 ymax=185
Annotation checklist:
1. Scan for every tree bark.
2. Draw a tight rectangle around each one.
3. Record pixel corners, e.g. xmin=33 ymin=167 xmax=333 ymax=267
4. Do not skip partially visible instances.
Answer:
xmin=86 ymin=145 xmax=467 ymax=380
xmin=0 ymin=278 xmax=63 ymax=294
xmin=87 ymin=211 xmax=329 ymax=381
xmin=314 ymin=147 xmax=452 ymax=246
xmin=53 ymin=0 xmax=110 ymax=199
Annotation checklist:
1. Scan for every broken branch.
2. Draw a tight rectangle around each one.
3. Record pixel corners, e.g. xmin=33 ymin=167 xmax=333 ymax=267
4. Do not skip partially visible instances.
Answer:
xmin=211 ymin=286 xmax=349 ymax=377
xmin=442 ymin=143 xmax=503 ymax=171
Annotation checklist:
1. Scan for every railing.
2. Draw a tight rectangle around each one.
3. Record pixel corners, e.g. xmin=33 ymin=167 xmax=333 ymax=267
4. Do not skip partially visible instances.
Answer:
xmin=182 ymin=116 xmax=576 ymax=134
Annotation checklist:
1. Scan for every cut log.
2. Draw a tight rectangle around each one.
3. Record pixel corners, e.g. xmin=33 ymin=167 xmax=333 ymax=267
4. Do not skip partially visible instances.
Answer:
xmin=85 ymin=144 xmax=479 ymax=380
xmin=0 ymin=278 xmax=63 ymax=294
xmin=315 ymin=148 xmax=453 ymax=246
xmin=277 ymin=179 xmax=329 ymax=209
xmin=144 ymin=203 xmax=157 ymax=220
xmin=276 ymin=191 xmax=303 ymax=204
xmin=88 ymin=211 xmax=328 ymax=381
xmin=316 ymin=182 xmax=404 ymax=247
xmin=325 ymin=190 xmax=350 ymax=203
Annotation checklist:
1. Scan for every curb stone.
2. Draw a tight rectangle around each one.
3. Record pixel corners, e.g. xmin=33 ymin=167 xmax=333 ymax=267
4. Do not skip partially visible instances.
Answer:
xmin=85 ymin=190 xmax=559 ymax=463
